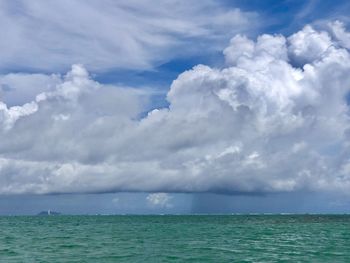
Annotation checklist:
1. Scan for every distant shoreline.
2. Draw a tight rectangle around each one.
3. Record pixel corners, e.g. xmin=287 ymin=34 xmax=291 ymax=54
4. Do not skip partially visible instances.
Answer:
xmin=1 ymin=213 xmax=350 ymax=217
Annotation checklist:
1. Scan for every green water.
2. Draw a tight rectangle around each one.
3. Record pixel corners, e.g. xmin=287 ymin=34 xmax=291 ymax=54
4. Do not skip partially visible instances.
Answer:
xmin=1 ymin=215 xmax=350 ymax=262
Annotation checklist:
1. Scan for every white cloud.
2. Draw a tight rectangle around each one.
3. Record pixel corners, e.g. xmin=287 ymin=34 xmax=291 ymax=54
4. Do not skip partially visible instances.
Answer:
xmin=288 ymin=25 xmax=333 ymax=65
xmin=0 ymin=73 xmax=61 ymax=106
xmin=328 ymin=20 xmax=350 ymax=49
xmin=1 ymin=22 xmax=350 ymax=195
xmin=0 ymin=0 xmax=257 ymax=72
xmin=147 ymin=193 xmax=173 ymax=208
xmin=112 ymin=197 xmax=119 ymax=204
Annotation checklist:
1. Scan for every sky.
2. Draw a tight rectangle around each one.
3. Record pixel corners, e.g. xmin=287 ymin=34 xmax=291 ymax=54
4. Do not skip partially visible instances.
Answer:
xmin=1 ymin=0 xmax=350 ymax=214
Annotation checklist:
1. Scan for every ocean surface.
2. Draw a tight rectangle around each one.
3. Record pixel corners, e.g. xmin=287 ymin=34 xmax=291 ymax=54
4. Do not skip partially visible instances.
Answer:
xmin=1 ymin=215 xmax=350 ymax=262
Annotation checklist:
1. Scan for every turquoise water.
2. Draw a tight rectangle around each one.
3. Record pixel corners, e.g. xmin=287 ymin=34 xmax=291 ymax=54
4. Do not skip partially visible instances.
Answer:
xmin=1 ymin=215 xmax=350 ymax=262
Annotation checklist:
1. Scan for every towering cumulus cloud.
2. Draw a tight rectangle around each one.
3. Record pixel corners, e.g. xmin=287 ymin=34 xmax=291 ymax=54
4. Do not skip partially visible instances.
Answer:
xmin=1 ymin=22 xmax=350 ymax=194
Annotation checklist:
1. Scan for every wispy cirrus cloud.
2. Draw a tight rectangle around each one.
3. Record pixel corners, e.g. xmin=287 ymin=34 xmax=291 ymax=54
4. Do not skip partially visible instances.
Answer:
xmin=0 ymin=0 xmax=257 ymax=73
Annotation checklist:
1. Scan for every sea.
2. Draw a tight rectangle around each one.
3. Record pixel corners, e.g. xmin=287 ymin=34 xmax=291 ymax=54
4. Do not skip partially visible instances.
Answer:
xmin=1 ymin=215 xmax=349 ymax=262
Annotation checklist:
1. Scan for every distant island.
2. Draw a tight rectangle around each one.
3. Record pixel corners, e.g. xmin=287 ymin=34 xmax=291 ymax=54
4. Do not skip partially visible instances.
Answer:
xmin=37 ymin=210 xmax=61 ymax=216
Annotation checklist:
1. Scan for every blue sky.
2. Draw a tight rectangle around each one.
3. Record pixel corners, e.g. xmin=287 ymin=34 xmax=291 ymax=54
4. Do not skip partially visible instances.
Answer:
xmin=1 ymin=0 xmax=350 ymax=214
xmin=94 ymin=0 xmax=350 ymax=110
xmin=94 ymin=0 xmax=350 ymax=85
